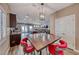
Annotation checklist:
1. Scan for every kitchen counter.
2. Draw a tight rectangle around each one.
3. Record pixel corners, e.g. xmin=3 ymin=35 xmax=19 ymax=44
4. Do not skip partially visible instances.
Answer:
xmin=10 ymin=32 xmax=21 ymax=35
xmin=10 ymin=32 xmax=21 ymax=47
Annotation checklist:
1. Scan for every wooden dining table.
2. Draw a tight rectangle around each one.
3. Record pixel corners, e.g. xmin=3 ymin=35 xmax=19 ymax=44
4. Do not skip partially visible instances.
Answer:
xmin=28 ymin=33 xmax=61 ymax=53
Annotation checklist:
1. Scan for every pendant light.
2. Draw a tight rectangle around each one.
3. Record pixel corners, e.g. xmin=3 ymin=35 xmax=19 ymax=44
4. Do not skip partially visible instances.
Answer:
xmin=39 ymin=3 xmax=45 ymax=21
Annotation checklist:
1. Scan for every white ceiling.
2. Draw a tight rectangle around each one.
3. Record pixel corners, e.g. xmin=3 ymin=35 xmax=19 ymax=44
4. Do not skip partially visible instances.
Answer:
xmin=8 ymin=3 xmax=73 ymax=24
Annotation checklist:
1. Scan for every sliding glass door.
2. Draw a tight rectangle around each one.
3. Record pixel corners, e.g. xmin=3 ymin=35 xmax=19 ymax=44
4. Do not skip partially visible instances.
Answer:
xmin=21 ymin=25 xmax=28 ymax=33
xmin=21 ymin=25 xmax=29 ymax=39
xmin=21 ymin=24 xmax=33 ymax=39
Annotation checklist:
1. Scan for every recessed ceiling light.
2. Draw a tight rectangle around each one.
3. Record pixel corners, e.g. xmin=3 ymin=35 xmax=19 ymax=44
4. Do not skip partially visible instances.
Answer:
xmin=25 ymin=15 xmax=29 ymax=18
xmin=24 ymin=18 xmax=26 ymax=20
xmin=40 ymin=14 xmax=45 ymax=18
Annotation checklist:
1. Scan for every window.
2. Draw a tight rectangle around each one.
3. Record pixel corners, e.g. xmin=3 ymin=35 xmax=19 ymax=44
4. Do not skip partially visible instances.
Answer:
xmin=0 ymin=10 xmax=2 ymax=40
xmin=0 ymin=9 xmax=6 ymax=40
xmin=29 ymin=26 xmax=33 ymax=31
xmin=25 ymin=26 xmax=28 ymax=32
xmin=21 ymin=26 xmax=25 ymax=32
xmin=21 ymin=25 xmax=29 ymax=39
xmin=21 ymin=25 xmax=33 ymax=39
xmin=21 ymin=25 xmax=28 ymax=33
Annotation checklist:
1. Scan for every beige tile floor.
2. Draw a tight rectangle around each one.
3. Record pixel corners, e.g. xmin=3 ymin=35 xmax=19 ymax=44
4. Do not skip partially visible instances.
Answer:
xmin=8 ymin=45 xmax=79 ymax=55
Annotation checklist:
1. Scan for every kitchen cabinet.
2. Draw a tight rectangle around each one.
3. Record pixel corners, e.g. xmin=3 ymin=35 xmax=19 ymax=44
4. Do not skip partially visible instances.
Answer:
xmin=10 ymin=34 xmax=21 ymax=47
xmin=9 ymin=13 xmax=16 ymax=27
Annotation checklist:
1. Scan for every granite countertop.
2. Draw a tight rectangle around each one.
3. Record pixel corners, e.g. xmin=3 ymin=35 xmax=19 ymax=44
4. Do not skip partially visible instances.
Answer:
xmin=10 ymin=32 xmax=21 ymax=35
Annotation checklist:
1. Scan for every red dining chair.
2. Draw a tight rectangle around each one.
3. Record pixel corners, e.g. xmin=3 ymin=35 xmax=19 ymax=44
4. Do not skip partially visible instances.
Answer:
xmin=57 ymin=40 xmax=67 ymax=55
xmin=20 ymin=37 xmax=35 ymax=55
xmin=20 ymin=37 xmax=28 ymax=47
xmin=58 ymin=40 xmax=67 ymax=48
xmin=48 ymin=44 xmax=58 ymax=55
xmin=57 ymin=50 xmax=64 ymax=55
xmin=22 ymin=37 xmax=28 ymax=42
xmin=23 ymin=43 xmax=35 ymax=55
xmin=20 ymin=40 xmax=26 ymax=46
xmin=48 ymin=40 xmax=67 ymax=55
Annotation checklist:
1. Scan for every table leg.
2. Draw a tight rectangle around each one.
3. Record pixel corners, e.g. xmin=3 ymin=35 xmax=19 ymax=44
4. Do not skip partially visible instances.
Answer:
xmin=36 ymin=50 xmax=42 ymax=55
xmin=39 ymin=51 xmax=42 ymax=55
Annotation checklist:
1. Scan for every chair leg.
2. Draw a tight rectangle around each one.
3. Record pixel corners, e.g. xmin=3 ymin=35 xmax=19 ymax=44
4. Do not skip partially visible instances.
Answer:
xmin=46 ymin=48 xmax=50 ymax=55
xmin=24 ymin=52 xmax=26 ymax=55
xmin=49 ymin=53 xmax=50 ymax=55
xmin=39 ymin=51 xmax=42 ymax=55
xmin=24 ymin=52 xmax=29 ymax=55
xmin=46 ymin=48 xmax=48 ymax=55
xmin=27 ymin=53 xmax=30 ymax=55
xmin=37 ymin=51 xmax=41 ymax=55
xmin=28 ymin=51 xmax=35 ymax=55
xmin=34 ymin=50 xmax=42 ymax=55
xmin=34 ymin=50 xmax=38 ymax=55
xmin=31 ymin=52 xmax=32 ymax=55
xmin=32 ymin=51 xmax=35 ymax=55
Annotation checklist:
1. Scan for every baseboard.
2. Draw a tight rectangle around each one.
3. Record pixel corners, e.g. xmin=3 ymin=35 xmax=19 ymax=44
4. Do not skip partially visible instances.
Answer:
xmin=67 ymin=48 xmax=74 ymax=51
xmin=74 ymin=49 xmax=79 ymax=53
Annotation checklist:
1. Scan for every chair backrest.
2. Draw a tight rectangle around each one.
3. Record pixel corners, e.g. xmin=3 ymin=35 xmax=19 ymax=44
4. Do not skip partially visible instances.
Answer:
xmin=20 ymin=37 xmax=28 ymax=46
xmin=58 ymin=40 xmax=67 ymax=48
xmin=22 ymin=37 xmax=28 ymax=42
xmin=60 ymin=40 xmax=65 ymax=44
xmin=20 ymin=40 xmax=27 ymax=46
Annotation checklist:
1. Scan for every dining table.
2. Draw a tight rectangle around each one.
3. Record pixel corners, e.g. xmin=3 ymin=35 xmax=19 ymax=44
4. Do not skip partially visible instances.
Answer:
xmin=28 ymin=33 xmax=61 ymax=54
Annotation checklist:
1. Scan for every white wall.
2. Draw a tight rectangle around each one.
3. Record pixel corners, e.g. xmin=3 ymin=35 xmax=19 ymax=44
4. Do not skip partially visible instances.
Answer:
xmin=55 ymin=14 xmax=75 ymax=50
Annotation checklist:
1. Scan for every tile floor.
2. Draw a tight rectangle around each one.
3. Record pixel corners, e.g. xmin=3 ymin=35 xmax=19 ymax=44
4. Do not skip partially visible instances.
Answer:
xmin=8 ymin=45 xmax=79 ymax=55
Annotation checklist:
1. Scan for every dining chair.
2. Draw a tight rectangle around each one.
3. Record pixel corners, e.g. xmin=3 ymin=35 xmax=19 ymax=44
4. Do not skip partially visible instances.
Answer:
xmin=48 ymin=44 xmax=58 ymax=55
xmin=20 ymin=37 xmax=28 ymax=47
xmin=57 ymin=40 xmax=67 ymax=55
xmin=23 ymin=43 xmax=35 ymax=55
xmin=58 ymin=40 xmax=67 ymax=48
xmin=20 ymin=37 xmax=35 ymax=55
xmin=48 ymin=40 xmax=67 ymax=55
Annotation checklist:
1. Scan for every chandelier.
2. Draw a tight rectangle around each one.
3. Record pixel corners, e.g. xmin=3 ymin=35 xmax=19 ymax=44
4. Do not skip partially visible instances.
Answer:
xmin=39 ymin=3 xmax=45 ymax=21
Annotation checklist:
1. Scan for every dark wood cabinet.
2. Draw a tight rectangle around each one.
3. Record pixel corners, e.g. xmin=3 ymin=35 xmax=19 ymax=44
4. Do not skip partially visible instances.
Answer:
xmin=9 ymin=13 xmax=21 ymax=47
xmin=10 ymin=34 xmax=21 ymax=47
xmin=9 ymin=13 xmax=16 ymax=27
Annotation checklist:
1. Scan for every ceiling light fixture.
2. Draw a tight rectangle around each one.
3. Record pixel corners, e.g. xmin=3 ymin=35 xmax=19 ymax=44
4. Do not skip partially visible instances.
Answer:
xmin=25 ymin=15 xmax=29 ymax=18
xmin=39 ymin=3 xmax=45 ymax=21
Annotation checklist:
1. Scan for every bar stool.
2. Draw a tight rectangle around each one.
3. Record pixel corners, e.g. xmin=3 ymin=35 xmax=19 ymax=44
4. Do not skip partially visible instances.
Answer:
xmin=20 ymin=37 xmax=35 ymax=55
